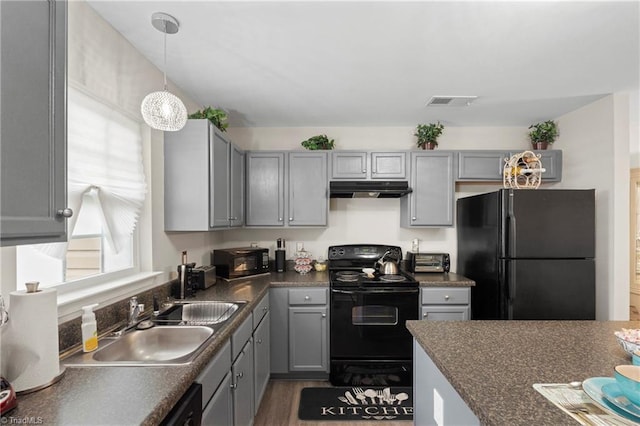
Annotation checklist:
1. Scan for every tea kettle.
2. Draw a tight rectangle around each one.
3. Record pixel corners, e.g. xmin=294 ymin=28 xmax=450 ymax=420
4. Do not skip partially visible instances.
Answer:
xmin=376 ymin=250 xmax=399 ymax=275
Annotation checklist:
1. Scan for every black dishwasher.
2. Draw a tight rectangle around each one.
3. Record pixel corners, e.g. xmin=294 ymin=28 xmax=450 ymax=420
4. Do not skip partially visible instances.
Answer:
xmin=161 ymin=383 xmax=202 ymax=426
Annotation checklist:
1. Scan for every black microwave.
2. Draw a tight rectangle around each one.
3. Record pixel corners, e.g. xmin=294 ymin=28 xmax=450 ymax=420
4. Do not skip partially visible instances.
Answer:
xmin=212 ymin=247 xmax=270 ymax=279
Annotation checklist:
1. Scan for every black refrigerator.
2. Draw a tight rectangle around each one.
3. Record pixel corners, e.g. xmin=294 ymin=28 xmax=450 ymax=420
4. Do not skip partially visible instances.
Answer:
xmin=456 ymin=189 xmax=595 ymax=320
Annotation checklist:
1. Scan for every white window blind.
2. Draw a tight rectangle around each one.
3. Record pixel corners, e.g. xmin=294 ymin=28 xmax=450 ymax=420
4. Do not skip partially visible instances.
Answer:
xmin=38 ymin=87 xmax=147 ymax=259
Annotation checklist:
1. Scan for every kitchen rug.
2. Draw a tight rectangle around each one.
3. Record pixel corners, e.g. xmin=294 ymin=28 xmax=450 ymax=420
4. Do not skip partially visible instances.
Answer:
xmin=298 ymin=386 xmax=413 ymax=421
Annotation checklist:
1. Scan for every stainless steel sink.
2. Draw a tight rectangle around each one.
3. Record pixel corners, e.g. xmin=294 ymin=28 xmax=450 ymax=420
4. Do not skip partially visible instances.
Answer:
xmin=63 ymin=300 xmax=246 ymax=367
xmin=93 ymin=326 xmax=213 ymax=363
xmin=154 ymin=301 xmax=244 ymax=326
xmin=64 ymin=325 xmax=214 ymax=366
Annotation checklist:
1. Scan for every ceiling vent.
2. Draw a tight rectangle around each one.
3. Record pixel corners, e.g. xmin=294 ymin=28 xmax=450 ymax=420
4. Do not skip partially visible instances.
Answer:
xmin=427 ymin=96 xmax=478 ymax=107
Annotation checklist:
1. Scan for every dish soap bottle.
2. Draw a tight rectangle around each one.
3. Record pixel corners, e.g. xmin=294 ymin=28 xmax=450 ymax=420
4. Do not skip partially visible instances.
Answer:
xmin=81 ymin=303 xmax=99 ymax=352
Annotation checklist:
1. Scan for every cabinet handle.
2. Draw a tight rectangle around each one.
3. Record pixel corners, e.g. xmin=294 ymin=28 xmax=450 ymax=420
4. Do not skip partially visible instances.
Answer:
xmin=257 ymin=339 xmax=262 ymax=344
xmin=444 ymin=295 xmax=450 ymax=301
xmin=423 ymin=312 xmax=429 ymax=318
xmin=289 ymin=217 xmax=293 ymax=221
xmin=236 ymin=372 xmax=244 ymax=379
xmin=321 ymin=313 xmax=326 ymax=318
xmin=263 ymin=306 xmax=268 ymax=312
xmin=278 ymin=217 xmax=283 ymax=221
xmin=304 ymin=296 xmax=310 ymax=300
xmin=412 ymin=217 xmax=417 ymax=221
xmin=56 ymin=208 xmax=73 ymax=218
xmin=230 ymin=383 xmax=237 ymax=390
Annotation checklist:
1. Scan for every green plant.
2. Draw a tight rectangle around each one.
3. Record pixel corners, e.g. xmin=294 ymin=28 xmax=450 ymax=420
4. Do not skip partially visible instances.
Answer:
xmin=301 ymin=134 xmax=335 ymax=150
xmin=414 ymin=122 xmax=445 ymax=148
xmin=528 ymin=120 xmax=558 ymax=145
xmin=188 ymin=106 xmax=229 ymax=132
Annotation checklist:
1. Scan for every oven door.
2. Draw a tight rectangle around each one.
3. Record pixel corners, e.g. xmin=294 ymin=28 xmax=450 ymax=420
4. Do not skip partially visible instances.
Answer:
xmin=330 ymin=288 xmax=419 ymax=360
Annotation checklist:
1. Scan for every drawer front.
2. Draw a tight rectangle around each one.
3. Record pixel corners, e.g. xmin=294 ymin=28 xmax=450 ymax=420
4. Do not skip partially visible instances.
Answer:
xmin=253 ymin=293 xmax=270 ymax=330
xmin=231 ymin=314 xmax=253 ymax=361
xmin=196 ymin=340 xmax=231 ymax=405
xmin=288 ymin=288 xmax=327 ymax=305
xmin=421 ymin=287 xmax=470 ymax=305
xmin=421 ymin=305 xmax=470 ymax=321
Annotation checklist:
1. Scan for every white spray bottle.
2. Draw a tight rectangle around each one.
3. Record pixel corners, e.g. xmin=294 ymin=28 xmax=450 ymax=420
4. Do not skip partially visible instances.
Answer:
xmin=81 ymin=303 xmax=99 ymax=352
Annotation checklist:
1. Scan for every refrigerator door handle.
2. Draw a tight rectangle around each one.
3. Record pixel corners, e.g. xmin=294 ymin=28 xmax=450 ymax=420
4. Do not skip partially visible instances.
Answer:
xmin=508 ymin=262 xmax=516 ymax=301
xmin=507 ymin=192 xmax=517 ymax=258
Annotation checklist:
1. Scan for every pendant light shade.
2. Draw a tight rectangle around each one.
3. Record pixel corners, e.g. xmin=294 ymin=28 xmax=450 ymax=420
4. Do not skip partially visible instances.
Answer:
xmin=141 ymin=12 xmax=187 ymax=132
xmin=141 ymin=90 xmax=187 ymax=131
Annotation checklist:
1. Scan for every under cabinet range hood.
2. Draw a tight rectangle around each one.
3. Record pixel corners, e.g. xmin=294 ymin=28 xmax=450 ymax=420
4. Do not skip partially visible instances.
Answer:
xmin=329 ymin=181 xmax=412 ymax=198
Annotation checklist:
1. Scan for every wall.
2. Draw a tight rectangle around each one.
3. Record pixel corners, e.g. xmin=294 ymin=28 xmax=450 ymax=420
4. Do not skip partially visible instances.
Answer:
xmin=224 ymin=127 xmax=532 ymax=269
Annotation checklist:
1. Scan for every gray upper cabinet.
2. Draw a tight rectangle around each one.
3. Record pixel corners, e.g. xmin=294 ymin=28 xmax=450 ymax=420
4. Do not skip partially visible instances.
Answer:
xmin=401 ymin=151 xmax=455 ymax=227
xmin=288 ymin=152 xmax=328 ymax=226
xmin=1 ymin=0 xmax=69 ymax=246
xmin=245 ymin=151 xmax=327 ymax=227
xmin=245 ymin=152 xmax=285 ymax=226
xmin=510 ymin=150 xmax=562 ymax=182
xmin=331 ymin=151 xmax=406 ymax=180
xmin=457 ymin=150 xmax=562 ymax=182
xmin=457 ymin=151 xmax=507 ymax=181
xmin=164 ymin=120 xmax=243 ymax=231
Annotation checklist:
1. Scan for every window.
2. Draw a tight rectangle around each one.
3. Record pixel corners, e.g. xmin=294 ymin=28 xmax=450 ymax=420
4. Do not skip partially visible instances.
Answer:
xmin=16 ymin=86 xmax=147 ymax=290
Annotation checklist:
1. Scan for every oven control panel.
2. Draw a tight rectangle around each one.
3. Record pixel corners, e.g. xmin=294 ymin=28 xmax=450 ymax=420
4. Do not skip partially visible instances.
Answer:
xmin=328 ymin=245 xmax=402 ymax=261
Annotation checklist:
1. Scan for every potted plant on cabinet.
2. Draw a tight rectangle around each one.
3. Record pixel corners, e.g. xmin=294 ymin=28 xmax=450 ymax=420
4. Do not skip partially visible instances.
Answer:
xmin=527 ymin=120 xmax=558 ymax=150
xmin=301 ymin=134 xmax=335 ymax=150
xmin=414 ymin=122 xmax=444 ymax=150
xmin=188 ymin=106 xmax=229 ymax=132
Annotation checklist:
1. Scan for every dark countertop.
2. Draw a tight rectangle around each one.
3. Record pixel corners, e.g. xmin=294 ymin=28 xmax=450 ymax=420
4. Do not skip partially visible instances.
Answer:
xmin=406 ymin=320 xmax=638 ymax=426
xmin=6 ymin=269 xmax=473 ymax=425
xmin=413 ymin=272 xmax=475 ymax=287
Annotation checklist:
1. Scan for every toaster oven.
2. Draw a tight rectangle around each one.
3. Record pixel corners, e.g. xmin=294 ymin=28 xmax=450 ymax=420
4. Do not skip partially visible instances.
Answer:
xmin=406 ymin=252 xmax=450 ymax=273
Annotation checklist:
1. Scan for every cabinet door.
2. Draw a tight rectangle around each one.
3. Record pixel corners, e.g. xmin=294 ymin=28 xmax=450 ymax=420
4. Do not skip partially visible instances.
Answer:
xmin=211 ymin=131 xmax=231 ymax=228
xmin=245 ymin=152 xmax=285 ymax=226
xmin=232 ymin=339 xmax=254 ymax=426
xmin=289 ymin=306 xmax=328 ymax=371
xmin=202 ymin=372 xmax=233 ymax=426
xmin=371 ymin=152 xmax=406 ymax=179
xmin=331 ymin=152 xmax=367 ymax=179
xmin=1 ymin=0 xmax=69 ymax=246
xmin=253 ymin=311 xmax=270 ymax=414
xmin=269 ymin=288 xmax=289 ymax=374
xmin=288 ymin=152 xmax=328 ymax=226
xmin=229 ymin=144 xmax=244 ymax=227
xmin=457 ymin=151 xmax=507 ymax=181
xmin=513 ymin=150 xmax=562 ymax=182
xmin=421 ymin=305 xmax=470 ymax=321
xmin=404 ymin=152 xmax=455 ymax=227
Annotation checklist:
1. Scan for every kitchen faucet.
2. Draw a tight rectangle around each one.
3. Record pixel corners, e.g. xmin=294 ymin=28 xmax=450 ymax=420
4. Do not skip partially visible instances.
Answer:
xmin=129 ymin=296 xmax=142 ymax=326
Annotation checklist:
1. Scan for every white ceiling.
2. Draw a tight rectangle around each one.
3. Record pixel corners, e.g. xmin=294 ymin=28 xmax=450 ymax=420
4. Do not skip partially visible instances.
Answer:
xmin=86 ymin=1 xmax=639 ymax=127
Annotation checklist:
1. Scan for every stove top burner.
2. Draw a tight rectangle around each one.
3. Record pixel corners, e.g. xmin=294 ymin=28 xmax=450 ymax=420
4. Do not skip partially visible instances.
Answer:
xmin=336 ymin=271 xmax=360 ymax=277
xmin=378 ymin=274 xmax=407 ymax=282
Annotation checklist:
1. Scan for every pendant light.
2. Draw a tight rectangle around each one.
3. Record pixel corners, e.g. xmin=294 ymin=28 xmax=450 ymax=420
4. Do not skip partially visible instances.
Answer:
xmin=141 ymin=12 xmax=187 ymax=131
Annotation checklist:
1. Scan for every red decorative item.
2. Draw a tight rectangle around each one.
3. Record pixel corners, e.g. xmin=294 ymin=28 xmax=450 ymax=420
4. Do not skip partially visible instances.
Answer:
xmin=0 ymin=376 xmax=17 ymax=415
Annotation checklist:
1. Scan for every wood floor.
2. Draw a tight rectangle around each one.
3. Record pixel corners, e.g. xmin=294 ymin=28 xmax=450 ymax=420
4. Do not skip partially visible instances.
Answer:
xmin=254 ymin=380 xmax=412 ymax=426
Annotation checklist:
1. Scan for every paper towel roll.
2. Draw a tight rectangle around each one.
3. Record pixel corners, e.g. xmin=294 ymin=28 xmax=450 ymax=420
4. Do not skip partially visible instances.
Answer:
xmin=2 ymin=288 xmax=60 ymax=392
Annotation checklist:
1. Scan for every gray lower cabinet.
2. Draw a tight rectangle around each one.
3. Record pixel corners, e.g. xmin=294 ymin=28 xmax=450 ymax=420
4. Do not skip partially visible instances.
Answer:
xmin=253 ymin=297 xmax=270 ymax=415
xmin=202 ymin=372 xmax=233 ymax=426
xmin=164 ymin=119 xmax=243 ymax=231
xmin=400 ymin=151 xmax=455 ymax=227
xmin=1 ymin=0 xmax=69 ymax=246
xmin=457 ymin=150 xmax=562 ymax=182
xmin=331 ymin=151 xmax=406 ymax=180
xmin=245 ymin=151 xmax=328 ymax=227
xmin=197 ymin=341 xmax=232 ymax=426
xmin=289 ymin=305 xmax=328 ymax=371
xmin=414 ymin=340 xmax=479 ymax=425
xmin=270 ymin=287 xmax=330 ymax=376
xmin=421 ymin=287 xmax=470 ymax=321
xmin=232 ymin=339 xmax=254 ymax=426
